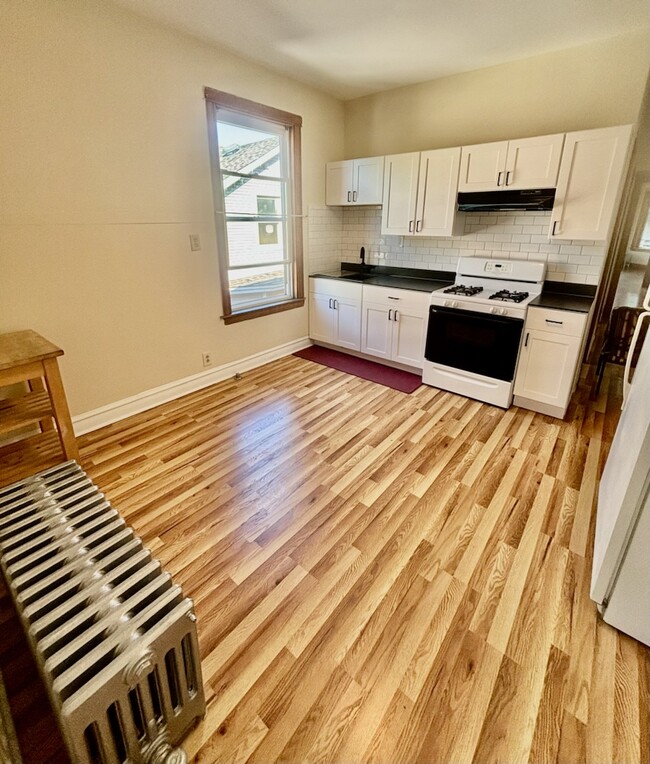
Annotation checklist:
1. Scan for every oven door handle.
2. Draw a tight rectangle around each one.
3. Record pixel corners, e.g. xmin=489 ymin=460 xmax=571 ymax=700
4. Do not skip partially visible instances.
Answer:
xmin=429 ymin=305 xmax=524 ymax=326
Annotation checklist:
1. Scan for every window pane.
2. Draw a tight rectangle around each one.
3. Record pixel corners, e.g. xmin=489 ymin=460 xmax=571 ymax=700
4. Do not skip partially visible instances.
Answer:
xmin=224 ymin=178 xmax=285 ymax=217
xmin=225 ymin=220 xmax=286 ymax=267
xmin=218 ymin=123 xmax=281 ymax=173
xmin=229 ymin=264 xmax=290 ymax=310
xmin=257 ymin=157 xmax=282 ymax=178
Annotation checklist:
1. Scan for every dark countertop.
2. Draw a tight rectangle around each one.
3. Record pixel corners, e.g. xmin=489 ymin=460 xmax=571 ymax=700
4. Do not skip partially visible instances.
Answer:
xmin=310 ymin=263 xmax=454 ymax=294
xmin=311 ymin=265 xmax=598 ymax=309
xmin=529 ymin=281 xmax=596 ymax=314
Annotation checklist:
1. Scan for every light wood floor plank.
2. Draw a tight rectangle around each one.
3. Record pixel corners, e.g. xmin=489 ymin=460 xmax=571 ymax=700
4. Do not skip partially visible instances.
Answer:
xmin=0 ymin=357 xmax=647 ymax=764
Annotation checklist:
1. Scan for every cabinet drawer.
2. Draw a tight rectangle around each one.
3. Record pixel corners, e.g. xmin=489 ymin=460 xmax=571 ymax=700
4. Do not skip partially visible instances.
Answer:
xmin=309 ymin=277 xmax=362 ymax=300
xmin=362 ymin=284 xmax=430 ymax=314
xmin=525 ymin=307 xmax=587 ymax=337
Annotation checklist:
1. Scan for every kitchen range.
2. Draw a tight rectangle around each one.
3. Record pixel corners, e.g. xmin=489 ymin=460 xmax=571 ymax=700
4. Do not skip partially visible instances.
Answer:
xmin=423 ymin=257 xmax=546 ymax=408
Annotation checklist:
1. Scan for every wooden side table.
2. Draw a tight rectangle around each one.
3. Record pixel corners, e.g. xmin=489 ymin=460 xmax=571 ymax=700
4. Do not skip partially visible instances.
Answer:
xmin=0 ymin=330 xmax=79 ymax=464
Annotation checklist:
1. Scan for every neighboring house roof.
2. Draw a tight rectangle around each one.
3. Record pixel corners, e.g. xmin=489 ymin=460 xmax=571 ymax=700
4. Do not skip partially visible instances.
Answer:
xmin=220 ymin=138 xmax=278 ymax=174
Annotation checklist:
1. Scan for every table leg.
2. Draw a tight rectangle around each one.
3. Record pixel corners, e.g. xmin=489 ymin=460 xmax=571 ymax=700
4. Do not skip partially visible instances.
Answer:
xmin=42 ymin=357 xmax=80 ymax=462
xmin=28 ymin=377 xmax=55 ymax=432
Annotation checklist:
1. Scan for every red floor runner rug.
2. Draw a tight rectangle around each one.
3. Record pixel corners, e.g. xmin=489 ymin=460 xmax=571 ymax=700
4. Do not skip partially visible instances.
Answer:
xmin=294 ymin=345 xmax=422 ymax=394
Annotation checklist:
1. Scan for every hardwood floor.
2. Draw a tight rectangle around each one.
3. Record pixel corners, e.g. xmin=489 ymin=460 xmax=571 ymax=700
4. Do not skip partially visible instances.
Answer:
xmin=0 ymin=355 xmax=648 ymax=763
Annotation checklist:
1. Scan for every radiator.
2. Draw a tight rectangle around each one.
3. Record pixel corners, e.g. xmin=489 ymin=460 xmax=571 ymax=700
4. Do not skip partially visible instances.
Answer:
xmin=0 ymin=461 xmax=205 ymax=764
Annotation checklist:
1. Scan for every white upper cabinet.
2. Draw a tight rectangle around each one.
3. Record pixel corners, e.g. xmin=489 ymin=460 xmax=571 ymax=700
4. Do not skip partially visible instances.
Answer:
xmin=381 ymin=148 xmax=462 ymax=237
xmin=381 ymin=153 xmax=420 ymax=235
xmin=549 ymin=124 xmax=634 ymax=242
xmin=503 ymin=134 xmax=565 ymax=190
xmin=326 ymin=156 xmax=384 ymax=205
xmin=458 ymin=134 xmax=564 ymax=192
xmin=458 ymin=141 xmax=508 ymax=192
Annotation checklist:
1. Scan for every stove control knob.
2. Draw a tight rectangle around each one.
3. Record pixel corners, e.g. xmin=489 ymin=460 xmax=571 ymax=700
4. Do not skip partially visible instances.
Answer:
xmin=444 ymin=300 xmax=458 ymax=308
xmin=490 ymin=307 xmax=498 ymax=314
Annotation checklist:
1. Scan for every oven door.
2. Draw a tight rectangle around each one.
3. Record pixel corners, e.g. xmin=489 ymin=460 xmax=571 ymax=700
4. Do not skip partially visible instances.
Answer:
xmin=425 ymin=305 xmax=524 ymax=381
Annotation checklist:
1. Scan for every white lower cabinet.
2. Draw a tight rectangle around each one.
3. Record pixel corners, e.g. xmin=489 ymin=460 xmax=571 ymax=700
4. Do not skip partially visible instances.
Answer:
xmin=309 ymin=278 xmax=362 ymax=351
xmin=361 ymin=285 xmax=430 ymax=369
xmin=514 ymin=306 xmax=588 ymax=418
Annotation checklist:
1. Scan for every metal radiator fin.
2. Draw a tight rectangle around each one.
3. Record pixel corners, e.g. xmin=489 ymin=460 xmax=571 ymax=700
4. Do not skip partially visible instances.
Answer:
xmin=0 ymin=461 xmax=205 ymax=764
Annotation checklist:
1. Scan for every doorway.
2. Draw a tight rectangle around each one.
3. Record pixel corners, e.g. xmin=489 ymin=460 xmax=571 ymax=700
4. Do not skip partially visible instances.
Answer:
xmin=617 ymin=181 xmax=650 ymax=306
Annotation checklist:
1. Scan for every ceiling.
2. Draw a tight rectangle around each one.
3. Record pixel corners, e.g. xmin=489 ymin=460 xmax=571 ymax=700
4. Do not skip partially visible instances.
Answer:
xmin=111 ymin=0 xmax=649 ymax=99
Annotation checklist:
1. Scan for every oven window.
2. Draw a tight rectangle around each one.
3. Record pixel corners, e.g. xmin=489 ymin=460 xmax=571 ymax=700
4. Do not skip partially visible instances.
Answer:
xmin=425 ymin=306 xmax=524 ymax=381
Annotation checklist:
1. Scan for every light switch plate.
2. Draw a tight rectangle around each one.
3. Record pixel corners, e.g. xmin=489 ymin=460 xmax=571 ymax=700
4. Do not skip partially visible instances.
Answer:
xmin=189 ymin=234 xmax=201 ymax=251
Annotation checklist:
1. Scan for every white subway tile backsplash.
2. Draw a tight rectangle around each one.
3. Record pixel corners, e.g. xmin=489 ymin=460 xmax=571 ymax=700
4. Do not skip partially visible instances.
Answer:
xmin=580 ymin=245 xmax=605 ymax=255
xmin=308 ymin=206 xmax=605 ymax=285
xmin=559 ymin=245 xmax=582 ymax=255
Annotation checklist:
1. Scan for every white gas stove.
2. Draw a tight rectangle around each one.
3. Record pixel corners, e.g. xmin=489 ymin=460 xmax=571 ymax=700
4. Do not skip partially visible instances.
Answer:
xmin=430 ymin=257 xmax=545 ymax=318
xmin=423 ymin=257 xmax=546 ymax=407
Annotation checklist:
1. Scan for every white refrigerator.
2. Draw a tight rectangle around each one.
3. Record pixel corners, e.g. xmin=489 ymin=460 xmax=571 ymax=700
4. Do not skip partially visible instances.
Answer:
xmin=590 ymin=289 xmax=650 ymax=646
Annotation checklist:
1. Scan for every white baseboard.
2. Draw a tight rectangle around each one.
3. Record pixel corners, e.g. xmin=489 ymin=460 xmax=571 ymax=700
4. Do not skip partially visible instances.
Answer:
xmin=73 ymin=337 xmax=312 ymax=436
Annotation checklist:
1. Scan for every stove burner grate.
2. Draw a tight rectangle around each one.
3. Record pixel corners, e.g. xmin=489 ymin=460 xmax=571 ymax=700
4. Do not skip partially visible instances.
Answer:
xmin=443 ymin=284 xmax=484 ymax=296
xmin=489 ymin=289 xmax=530 ymax=303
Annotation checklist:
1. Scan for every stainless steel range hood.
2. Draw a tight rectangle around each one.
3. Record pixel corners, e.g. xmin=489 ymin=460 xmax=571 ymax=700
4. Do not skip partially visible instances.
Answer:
xmin=457 ymin=188 xmax=556 ymax=212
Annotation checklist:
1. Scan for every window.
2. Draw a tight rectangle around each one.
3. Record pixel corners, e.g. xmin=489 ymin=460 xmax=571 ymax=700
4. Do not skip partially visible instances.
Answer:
xmin=205 ymin=88 xmax=304 ymax=323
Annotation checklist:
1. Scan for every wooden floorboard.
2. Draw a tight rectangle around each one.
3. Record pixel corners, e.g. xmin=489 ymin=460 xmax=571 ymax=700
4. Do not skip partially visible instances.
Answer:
xmin=0 ymin=357 xmax=648 ymax=763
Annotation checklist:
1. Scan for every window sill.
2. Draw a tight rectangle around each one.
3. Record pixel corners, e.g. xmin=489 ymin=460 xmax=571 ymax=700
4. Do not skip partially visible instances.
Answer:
xmin=222 ymin=298 xmax=305 ymax=325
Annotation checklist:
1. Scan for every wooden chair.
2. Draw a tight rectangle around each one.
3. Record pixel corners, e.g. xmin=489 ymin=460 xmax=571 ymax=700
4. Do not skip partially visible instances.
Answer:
xmin=594 ymin=306 xmax=645 ymax=394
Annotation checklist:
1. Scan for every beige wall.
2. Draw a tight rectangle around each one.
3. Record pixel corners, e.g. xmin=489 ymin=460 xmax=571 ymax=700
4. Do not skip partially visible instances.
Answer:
xmin=344 ymin=33 xmax=650 ymax=158
xmin=0 ymin=0 xmax=344 ymax=414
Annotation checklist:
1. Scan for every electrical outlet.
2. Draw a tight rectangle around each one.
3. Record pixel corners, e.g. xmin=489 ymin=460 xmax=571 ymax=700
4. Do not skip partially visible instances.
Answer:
xmin=189 ymin=234 xmax=201 ymax=252
xmin=202 ymin=352 xmax=212 ymax=367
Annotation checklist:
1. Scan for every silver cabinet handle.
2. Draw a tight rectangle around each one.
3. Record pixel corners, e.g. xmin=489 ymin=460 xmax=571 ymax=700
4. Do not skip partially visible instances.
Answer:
xmin=545 ymin=319 xmax=563 ymax=325
xmin=333 ymin=299 xmax=338 ymax=310
xmin=524 ymin=332 xmax=529 ymax=347
xmin=551 ymin=220 xmax=560 ymax=236
xmin=328 ymin=298 xmax=332 ymax=309
xmin=388 ymin=309 xmax=393 ymax=321
xmin=347 ymin=191 xmax=352 ymax=203
xmin=394 ymin=310 xmax=399 ymax=322
xmin=505 ymin=171 xmax=511 ymax=186
xmin=416 ymin=220 xmax=422 ymax=232
xmin=497 ymin=171 xmax=503 ymax=186
xmin=387 ymin=296 xmax=400 ymax=300
xmin=408 ymin=220 xmax=414 ymax=233
xmin=352 ymin=190 xmax=357 ymax=202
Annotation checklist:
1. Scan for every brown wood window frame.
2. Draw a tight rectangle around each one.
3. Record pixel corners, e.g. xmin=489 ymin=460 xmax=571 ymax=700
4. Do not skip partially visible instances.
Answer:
xmin=205 ymin=87 xmax=305 ymax=324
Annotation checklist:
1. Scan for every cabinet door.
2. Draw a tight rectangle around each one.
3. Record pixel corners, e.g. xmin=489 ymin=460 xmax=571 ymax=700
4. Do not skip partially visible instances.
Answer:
xmin=504 ymin=134 xmax=564 ymax=189
xmin=391 ymin=308 xmax=427 ymax=368
xmin=514 ymin=329 xmax=581 ymax=407
xmin=550 ymin=125 xmax=633 ymax=241
xmin=309 ymin=292 xmax=335 ymax=342
xmin=354 ymin=157 xmax=385 ymax=205
xmin=381 ymin=153 xmax=420 ymax=236
xmin=361 ymin=302 xmax=393 ymax=359
xmin=415 ymin=147 xmax=462 ymax=237
xmin=458 ymin=141 xmax=508 ymax=192
xmin=333 ymin=297 xmax=362 ymax=351
xmin=326 ymin=160 xmax=354 ymax=205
